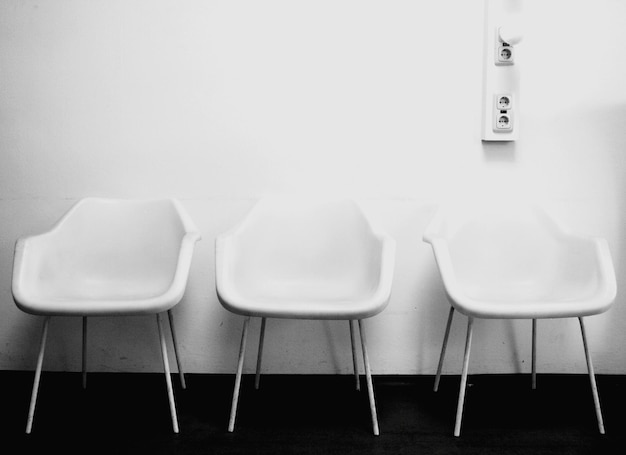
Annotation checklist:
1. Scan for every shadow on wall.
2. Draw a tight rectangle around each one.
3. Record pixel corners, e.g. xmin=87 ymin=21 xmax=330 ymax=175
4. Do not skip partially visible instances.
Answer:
xmin=590 ymin=105 xmax=626 ymax=364
xmin=354 ymin=200 xmax=448 ymax=374
xmin=405 ymin=204 xmax=450 ymax=374
xmin=482 ymin=140 xmax=516 ymax=163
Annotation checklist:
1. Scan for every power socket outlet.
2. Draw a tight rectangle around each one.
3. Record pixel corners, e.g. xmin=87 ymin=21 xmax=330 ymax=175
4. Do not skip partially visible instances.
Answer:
xmin=496 ymin=113 xmax=512 ymax=129
xmin=496 ymin=43 xmax=515 ymax=65
xmin=496 ymin=94 xmax=512 ymax=110
xmin=494 ymin=27 xmax=515 ymax=66
xmin=493 ymin=94 xmax=513 ymax=132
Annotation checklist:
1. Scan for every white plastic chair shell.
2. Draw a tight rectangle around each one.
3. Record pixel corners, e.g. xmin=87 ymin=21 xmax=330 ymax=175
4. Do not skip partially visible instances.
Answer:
xmin=216 ymin=197 xmax=395 ymax=320
xmin=13 ymin=198 xmax=200 ymax=316
xmin=423 ymin=200 xmax=616 ymax=436
xmin=423 ymin=201 xmax=616 ymax=319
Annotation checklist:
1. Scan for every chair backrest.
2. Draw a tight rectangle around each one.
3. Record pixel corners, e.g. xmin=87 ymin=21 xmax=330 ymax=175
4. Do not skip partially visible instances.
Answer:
xmin=227 ymin=197 xmax=381 ymax=298
xmin=425 ymin=200 xmax=598 ymax=294
xmin=23 ymin=198 xmax=197 ymax=299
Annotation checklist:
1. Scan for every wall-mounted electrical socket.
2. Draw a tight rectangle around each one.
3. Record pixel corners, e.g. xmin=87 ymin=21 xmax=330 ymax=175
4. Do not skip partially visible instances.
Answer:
xmin=496 ymin=113 xmax=512 ymax=130
xmin=493 ymin=94 xmax=513 ymax=132
xmin=496 ymin=94 xmax=512 ymax=110
xmin=495 ymin=25 xmax=522 ymax=66
xmin=496 ymin=43 xmax=514 ymax=65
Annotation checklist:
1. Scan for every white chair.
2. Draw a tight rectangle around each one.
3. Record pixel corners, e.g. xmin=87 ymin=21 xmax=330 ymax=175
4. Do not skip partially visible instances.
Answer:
xmin=423 ymin=200 xmax=617 ymax=436
xmin=215 ymin=197 xmax=395 ymax=435
xmin=12 ymin=198 xmax=201 ymax=433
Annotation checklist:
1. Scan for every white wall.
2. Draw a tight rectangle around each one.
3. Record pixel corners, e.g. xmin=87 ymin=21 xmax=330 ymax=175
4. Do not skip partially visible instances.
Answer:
xmin=1 ymin=0 xmax=626 ymax=375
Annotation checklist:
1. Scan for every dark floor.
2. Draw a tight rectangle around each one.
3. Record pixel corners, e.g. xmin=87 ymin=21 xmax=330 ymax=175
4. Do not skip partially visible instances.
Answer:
xmin=2 ymin=371 xmax=624 ymax=454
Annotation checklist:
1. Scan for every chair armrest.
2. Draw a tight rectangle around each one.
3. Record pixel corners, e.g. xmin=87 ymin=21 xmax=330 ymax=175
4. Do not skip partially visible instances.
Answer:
xmin=591 ymin=237 xmax=617 ymax=308
xmin=164 ymin=230 xmax=201 ymax=301
xmin=215 ymin=234 xmax=234 ymax=290
xmin=373 ymin=232 xmax=396 ymax=303
xmin=11 ymin=235 xmax=44 ymax=311
xmin=425 ymin=238 xmax=468 ymax=310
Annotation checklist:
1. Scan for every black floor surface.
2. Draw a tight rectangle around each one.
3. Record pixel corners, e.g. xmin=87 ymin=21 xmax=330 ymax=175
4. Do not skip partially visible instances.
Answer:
xmin=2 ymin=371 xmax=624 ymax=454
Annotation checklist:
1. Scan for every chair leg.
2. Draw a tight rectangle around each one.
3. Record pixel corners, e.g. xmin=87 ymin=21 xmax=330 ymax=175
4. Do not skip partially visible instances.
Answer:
xmin=434 ymin=306 xmax=455 ymax=392
xmin=349 ymin=320 xmax=360 ymax=391
xmin=579 ymin=317 xmax=605 ymax=434
xmin=530 ymin=319 xmax=537 ymax=390
xmin=454 ymin=316 xmax=474 ymax=437
xmin=157 ymin=313 xmax=179 ymax=433
xmin=167 ymin=310 xmax=186 ymax=390
xmin=26 ymin=316 xmax=51 ymax=434
xmin=358 ymin=320 xmax=380 ymax=436
xmin=82 ymin=317 xmax=88 ymax=389
xmin=229 ymin=316 xmax=250 ymax=432
xmin=255 ymin=317 xmax=267 ymax=390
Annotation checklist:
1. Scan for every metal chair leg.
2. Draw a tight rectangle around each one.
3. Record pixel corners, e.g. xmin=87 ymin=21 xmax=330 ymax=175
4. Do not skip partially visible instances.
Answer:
xmin=349 ymin=320 xmax=360 ymax=391
xmin=434 ymin=307 xmax=455 ymax=392
xmin=157 ymin=313 xmax=179 ymax=433
xmin=579 ymin=317 xmax=605 ymax=434
xmin=358 ymin=320 xmax=380 ymax=436
xmin=26 ymin=316 xmax=51 ymax=434
xmin=454 ymin=316 xmax=474 ymax=437
xmin=167 ymin=310 xmax=186 ymax=390
xmin=82 ymin=316 xmax=88 ymax=389
xmin=229 ymin=317 xmax=250 ymax=432
xmin=255 ymin=317 xmax=267 ymax=390
xmin=530 ymin=319 xmax=537 ymax=390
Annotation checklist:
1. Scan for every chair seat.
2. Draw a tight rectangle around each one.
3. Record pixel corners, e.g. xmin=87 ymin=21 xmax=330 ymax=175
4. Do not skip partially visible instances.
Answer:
xmin=448 ymin=271 xmax=612 ymax=319
xmin=217 ymin=285 xmax=387 ymax=320
xmin=444 ymin=290 xmax=612 ymax=320
xmin=16 ymin=273 xmax=182 ymax=316
xmin=14 ymin=292 xmax=182 ymax=317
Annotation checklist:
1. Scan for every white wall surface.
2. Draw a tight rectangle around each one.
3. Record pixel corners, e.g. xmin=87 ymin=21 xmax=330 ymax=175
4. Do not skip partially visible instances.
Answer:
xmin=1 ymin=0 xmax=626 ymax=375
